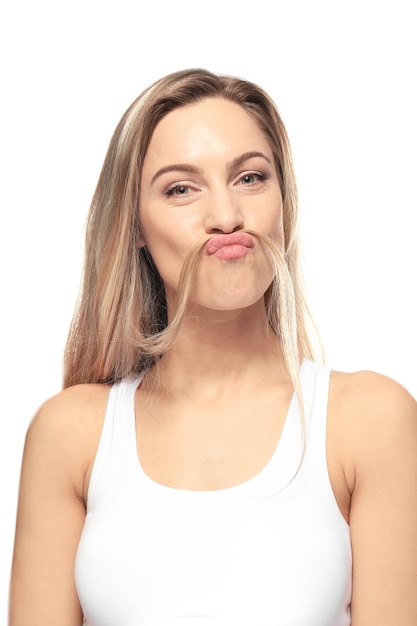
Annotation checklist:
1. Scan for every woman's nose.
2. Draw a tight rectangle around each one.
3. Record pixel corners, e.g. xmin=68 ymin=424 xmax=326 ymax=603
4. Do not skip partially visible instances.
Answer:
xmin=204 ymin=189 xmax=244 ymax=234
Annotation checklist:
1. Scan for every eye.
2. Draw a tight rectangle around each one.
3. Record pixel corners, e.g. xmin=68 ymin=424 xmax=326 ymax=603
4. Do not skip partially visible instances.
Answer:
xmin=164 ymin=183 xmax=193 ymax=197
xmin=237 ymin=171 xmax=268 ymax=186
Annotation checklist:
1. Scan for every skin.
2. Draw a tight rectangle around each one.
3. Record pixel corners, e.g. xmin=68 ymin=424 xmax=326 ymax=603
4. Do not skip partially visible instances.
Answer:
xmin=9 ymin=98 xmax=417 ymax=625
xmin=139 ymin=98 xmax=283 ymax=317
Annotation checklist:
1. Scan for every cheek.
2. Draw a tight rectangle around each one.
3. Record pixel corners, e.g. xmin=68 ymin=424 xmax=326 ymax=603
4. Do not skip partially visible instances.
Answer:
xmin=140 ymin=226 xmax=188 ymax=291
xmin=273 ymin=224 xmax=285 ymax=252
xmin=273 ymin=195 xmax=285 ymax=249
xmin=140 ymin=212 xmax=171 ymax=257
xmin=262 ymin=204 xmax=284 ymax=251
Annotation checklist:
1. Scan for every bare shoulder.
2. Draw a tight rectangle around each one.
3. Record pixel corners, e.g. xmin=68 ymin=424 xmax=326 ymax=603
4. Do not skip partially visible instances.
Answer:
xmin=24 ymin=383 xmax=111 ymax=502
xmin=11 ymin=384 xmax=111 ymax=624
xmin=27 ymin=382 xmax=110 ymax=446
xmin=31 ymin=382 xmax=110 ymax=428
xmin=329 ymin=368 xmax=417 ymax=427
xmin=328 ymin=371 xmax=417 ymax=622
xmin=328 ymin=368 xmax=417 ymax=488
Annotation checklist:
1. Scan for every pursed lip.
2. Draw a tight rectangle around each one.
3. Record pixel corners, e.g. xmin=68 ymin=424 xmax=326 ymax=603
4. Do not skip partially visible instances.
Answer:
xmin=205 ymin=232 xmax=255 ymax=256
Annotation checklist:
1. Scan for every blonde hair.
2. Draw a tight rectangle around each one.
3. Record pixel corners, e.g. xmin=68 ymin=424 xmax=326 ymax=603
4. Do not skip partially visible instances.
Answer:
xmin=63 ymin=68 xmax=319 ymax=389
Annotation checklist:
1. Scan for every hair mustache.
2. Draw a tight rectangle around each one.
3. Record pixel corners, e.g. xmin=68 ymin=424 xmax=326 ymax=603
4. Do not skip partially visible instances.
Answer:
xmin=140 ymin=230 xmax=293 ymax=357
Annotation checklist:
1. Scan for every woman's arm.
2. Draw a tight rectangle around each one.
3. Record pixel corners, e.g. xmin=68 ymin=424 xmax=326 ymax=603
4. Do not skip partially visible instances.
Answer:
xmin=9 ymin=385 xmax=107 ymax=626
xmin=340 ymin=372 xmax=417 ymax=625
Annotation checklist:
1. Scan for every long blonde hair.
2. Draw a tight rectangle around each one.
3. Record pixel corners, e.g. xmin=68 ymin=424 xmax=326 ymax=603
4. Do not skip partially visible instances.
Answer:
xmin=63 ymin=68 xmax=318 ymax=389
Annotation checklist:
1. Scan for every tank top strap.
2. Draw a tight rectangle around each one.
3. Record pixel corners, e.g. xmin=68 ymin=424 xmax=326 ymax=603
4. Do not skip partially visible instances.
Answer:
xmin=296 ymin=359 xmax=330 ymax=466
xmin=300 ymin=361 xmax=347 ymax=519
xmin=300 ymin=359 xmax=331 ymax=457
xmin=301 ymin=358 xmax=331 ymax=428
xmin=86 ymin=374 xmax=144 ymax=509
xmin=245 ymin=359 xmax=332 ymax=498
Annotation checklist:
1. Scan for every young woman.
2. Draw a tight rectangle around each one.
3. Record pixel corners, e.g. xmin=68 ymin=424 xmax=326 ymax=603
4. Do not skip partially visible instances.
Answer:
xmin=9 ymin=69 xmax=417 ymax=625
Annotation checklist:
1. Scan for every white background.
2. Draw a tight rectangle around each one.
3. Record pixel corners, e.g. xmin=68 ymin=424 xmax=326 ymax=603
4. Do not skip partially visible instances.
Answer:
xmin=1 ymin=0 xmax=416 ymax=618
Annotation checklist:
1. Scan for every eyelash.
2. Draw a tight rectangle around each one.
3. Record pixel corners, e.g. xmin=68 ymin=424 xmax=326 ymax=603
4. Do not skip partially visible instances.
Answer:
xmin=163 ymin=171 xmax=269 ymax=197
xmin=238 ymin=171 xmax=269 ymax=185
xmin=164 ymin=182 xmax=193 ymax=197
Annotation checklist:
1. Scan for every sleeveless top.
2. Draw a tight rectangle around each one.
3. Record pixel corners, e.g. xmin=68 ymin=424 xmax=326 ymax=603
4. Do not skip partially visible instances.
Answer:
xmin=75 ymin=359 xmax=352 ymax=625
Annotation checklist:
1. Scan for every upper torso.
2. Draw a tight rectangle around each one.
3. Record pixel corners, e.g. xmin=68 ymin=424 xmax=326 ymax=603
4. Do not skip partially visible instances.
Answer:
xmin=74 ymin=359 xmax=352 ymax=625
xmin=10 ymin=356 xmax=417 ymax=626
xmin=80 ymin=363 xmax=352 ymax=520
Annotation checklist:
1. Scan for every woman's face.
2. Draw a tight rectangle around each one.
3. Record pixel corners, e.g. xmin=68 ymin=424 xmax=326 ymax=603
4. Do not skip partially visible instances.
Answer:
xmin=139 ymin=97 xmax=284 ymax=315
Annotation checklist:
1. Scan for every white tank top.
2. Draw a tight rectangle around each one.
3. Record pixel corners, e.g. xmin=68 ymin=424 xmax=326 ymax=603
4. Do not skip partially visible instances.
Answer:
xmin=75 ymin=359 xmax=352 ymax=625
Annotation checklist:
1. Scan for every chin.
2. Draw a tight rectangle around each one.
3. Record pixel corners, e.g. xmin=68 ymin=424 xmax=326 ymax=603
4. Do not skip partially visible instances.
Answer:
xmin=196 ymin=271 xmax=272 ymax=307
xmin=189 ymin=287 xmax=270 ymax=315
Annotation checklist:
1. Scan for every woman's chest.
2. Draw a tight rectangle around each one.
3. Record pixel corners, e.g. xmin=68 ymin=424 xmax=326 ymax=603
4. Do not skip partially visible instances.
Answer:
xmin=77 ymin=482 xmax=351 ymax=625
xmin=135 ymin=384 xmax=293 ymax=491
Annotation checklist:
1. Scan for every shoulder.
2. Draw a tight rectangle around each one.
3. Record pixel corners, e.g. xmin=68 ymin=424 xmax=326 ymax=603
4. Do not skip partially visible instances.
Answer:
xmin=329 ymin=368 xmax=416 ymax=426
xmin=27 ymin=382 xmax=111 ymax=442
xmin=328 ymin=368 xmax=417 ymax=488
xmin=327 ymin=370 xmax=417 ymax=620
xmin=24 ymin=383 xmax=111 ymax=502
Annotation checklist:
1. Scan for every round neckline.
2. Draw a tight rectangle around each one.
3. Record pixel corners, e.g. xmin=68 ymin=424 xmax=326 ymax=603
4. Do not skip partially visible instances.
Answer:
xmin=128 ymin=359 xmax=306 ymax=496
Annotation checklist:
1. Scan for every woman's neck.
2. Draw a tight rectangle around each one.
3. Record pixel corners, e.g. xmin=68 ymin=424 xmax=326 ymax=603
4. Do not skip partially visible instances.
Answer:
xmin=146 ymin=302 xmax=287 ymax=397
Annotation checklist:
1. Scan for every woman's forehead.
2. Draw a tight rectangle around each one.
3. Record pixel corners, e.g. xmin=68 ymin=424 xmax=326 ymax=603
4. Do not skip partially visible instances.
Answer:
xmin=143 ymin=98 xmax=273 ymax=174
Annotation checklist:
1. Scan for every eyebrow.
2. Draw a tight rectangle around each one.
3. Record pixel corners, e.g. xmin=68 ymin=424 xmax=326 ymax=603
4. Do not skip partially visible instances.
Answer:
xmin=150 ymin=163 xmax=202 ymax=186
xmin=150 ymin=151 xmax=272 ymax=186
xmin=226 ymin=151 xmax=272 ymax=171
